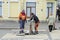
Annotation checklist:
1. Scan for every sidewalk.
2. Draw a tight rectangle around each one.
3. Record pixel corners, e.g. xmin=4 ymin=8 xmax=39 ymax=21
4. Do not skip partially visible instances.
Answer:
xmin=0 ymin=20 xmax=19 ymax=29
xmin=0 ymin=20 xmax=47 ymax=29
xmin=1 ymin=30 xmax=60 ymax=40
xmin=0 ymin=20 xmax=60 ymax=40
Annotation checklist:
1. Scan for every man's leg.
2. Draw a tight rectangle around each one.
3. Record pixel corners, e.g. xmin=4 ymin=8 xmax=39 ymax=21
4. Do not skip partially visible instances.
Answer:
xmin=35 ymin=22 xmax=39 ymax=34
xmin=22 ymin=21 xmax=25 ymax=33
xmin=19 ymin=20 xmax=23 ymax=34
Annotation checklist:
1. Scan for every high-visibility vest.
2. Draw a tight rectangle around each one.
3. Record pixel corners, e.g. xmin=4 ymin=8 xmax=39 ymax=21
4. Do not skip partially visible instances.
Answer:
xmin=19 ymin=13 xmax=26 ymax=20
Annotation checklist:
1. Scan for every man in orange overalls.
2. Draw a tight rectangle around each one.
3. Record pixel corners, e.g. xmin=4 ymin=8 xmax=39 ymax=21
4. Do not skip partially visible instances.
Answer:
xmin=19 ymin=10 xmax=26 ymax=34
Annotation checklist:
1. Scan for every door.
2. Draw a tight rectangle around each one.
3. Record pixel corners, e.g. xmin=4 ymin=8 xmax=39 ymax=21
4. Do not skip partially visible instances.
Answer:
xmin=31 ymin=7 xmax=36 ymax=15
xmin=0 ymin=1 xmax=2 ymax=17
xmin=26 ymin=8 xmax=30 ymax=17
xmin=26 ymin=2 xmax=36 ymax=18
xmin=47 ymin=2 xmax=53 ymax=18
xmin=26 ymin=7 xmax=36 ymax=17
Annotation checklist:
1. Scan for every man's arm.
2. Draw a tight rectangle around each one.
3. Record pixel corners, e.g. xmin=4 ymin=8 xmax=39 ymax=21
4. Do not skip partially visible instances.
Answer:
xmin=30 ymin=16 xmax=33 ymax=20
xmin=18 ymin=13 xmax=22 ymax=20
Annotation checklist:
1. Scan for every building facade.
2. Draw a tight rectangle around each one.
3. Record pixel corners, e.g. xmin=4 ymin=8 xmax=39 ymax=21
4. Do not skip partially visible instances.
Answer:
xmin=0 ymin=0 xmax=57 ymax=21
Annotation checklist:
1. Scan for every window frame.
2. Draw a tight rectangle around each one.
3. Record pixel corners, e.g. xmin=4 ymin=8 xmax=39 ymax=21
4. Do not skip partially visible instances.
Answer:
xmin=26 ymin=2 xmax=36 ymax=18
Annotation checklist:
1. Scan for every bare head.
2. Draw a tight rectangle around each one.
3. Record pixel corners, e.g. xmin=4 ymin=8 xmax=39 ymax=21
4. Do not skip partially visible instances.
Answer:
xmin=31 ymin=13 xmax=34 ymax=17
xmin=31 ymin=13 xmax=34 ymax=15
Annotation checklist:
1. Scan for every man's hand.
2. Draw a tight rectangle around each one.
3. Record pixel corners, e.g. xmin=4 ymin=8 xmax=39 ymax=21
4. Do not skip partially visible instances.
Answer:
xmin=25 ymin=20 xmax=30 ymax=23
xmin=39 ymin=21 xmax=40 ymax=23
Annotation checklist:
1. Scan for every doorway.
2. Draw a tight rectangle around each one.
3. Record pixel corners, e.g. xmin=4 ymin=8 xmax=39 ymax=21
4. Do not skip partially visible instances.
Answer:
xmin=26 ymin=2 xmax=36 ymax=18
xmin=47 ymin=2 xmax=53 ymax=18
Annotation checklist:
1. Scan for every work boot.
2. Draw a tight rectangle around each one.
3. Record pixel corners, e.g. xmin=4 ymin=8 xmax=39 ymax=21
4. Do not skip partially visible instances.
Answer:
xmin=22 ymin=30 xmax=24 ymax=33
xmin=18 ymin=31 xmax=25 ymax=36
xmin=19 ymin=30 xmax=24 ymax=34
xmin=34 ymin=31 xmax=38 ymax=34
xmin=30 ymin=31 xmax=34 ymax=35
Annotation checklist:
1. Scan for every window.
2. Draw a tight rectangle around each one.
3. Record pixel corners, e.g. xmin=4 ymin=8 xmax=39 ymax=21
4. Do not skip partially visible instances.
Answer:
xmin=26 ymin=2 xmax=36 ymax=7
xmin=26 ymin=2 xmax=36 ymax=17
xmin=0 ymin=0 xmax=2 ymax=16
xmin=26 ymin=0 xmax=36 ymax=2
xmin=47 ymin=2 xmax=53 ymax=18
xmin=47 ymin=2 xmax=53 ymax=14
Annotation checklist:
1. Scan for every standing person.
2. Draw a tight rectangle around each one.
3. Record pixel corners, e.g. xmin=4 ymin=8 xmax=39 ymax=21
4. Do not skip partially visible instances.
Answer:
xmin=48 ymin=13 xmax=55 ymax=32
xmin=57 ymin=7 xmax=60 ymax=21
xmin=30 ymin=13 xmax=40 ymax=34
xmin=18 ymin=10 xmax=26 ymax=34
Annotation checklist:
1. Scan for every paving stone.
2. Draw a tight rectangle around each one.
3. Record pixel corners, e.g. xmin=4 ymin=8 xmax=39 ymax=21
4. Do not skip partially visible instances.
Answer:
xmin=1 ymin=33 xmax=48 ymax=40
xmin=1 ymin=30 xmax=60 ymax=40
xmin=50 ymin=30 xmax=60 ymax=40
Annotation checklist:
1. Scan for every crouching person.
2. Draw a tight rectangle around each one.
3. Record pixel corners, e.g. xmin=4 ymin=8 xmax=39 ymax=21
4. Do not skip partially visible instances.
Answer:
xmin=18 ymin=10 xmax=26 ymax=34
xmin=48 ymin=13 xmax=55 ymax=32
xmin=30 ymin=13 xmax=40 ymax=34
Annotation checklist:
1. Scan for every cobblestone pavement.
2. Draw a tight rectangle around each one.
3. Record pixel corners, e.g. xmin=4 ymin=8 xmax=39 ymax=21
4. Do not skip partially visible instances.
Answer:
xmin=0 ymin=20 xmax=60 ymax=40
